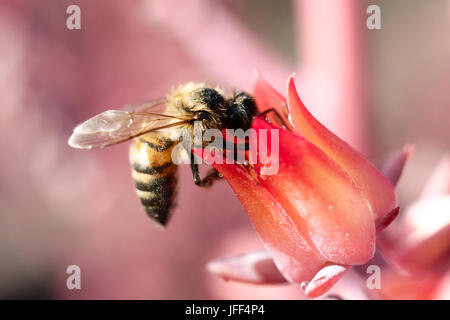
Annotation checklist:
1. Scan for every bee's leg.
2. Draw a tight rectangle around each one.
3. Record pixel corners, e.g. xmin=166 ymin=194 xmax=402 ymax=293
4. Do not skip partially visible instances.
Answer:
xmin=237 ymin=137 xmax=250 ymax=151
xmin=187 ymin=145 xmax=223 ymax=188
xmin=229 ymin=137 xmax=260 ymax=184
xmin=196 ymin=166 xmax=222 ymax=187
xmin=190 ymin=162 xmax=222 ymax=188
xmin=257 ymin=108 xmax=291 ymax=130
xmin=220 ymin=137 xmax=249 ymax=161
xmin=187 ymin=136 xmax=251 ymax=187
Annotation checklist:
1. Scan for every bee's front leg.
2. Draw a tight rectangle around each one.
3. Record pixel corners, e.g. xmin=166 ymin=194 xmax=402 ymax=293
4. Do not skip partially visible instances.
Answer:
xmin=185 ymin=144 xmax=223 ymax=188
xmin=189 ymin=136 xmax=250 ymax=187
xmin=257 ymin=107 xmax=291 ymax=130
xmin=191 ymin=163 xmax=221 ymax=187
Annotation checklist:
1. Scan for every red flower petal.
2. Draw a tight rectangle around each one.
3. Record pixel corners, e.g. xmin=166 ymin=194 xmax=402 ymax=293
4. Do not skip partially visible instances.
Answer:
xmin=197 ymin=75 xmax=401 ymax=294
xmin=251 ymin=118 xmax=376 ymax=265
xmin=286 ymin=76 xmax=397 ymax=221
xmin=252 ymin=70 xmax=286 ymax=114
xmin=206 ymin=155 xmax=327 ymax=283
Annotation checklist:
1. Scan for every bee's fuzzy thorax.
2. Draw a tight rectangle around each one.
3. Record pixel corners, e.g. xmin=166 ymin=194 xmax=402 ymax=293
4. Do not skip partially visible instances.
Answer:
xmin=166 ymin=82 xmax=228 ymax=134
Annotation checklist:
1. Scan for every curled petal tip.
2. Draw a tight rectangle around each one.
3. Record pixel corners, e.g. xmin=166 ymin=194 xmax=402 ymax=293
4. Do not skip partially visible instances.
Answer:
xmin=287 ymin=76 xmax=298 ymax=96
xmin=206 ymin=251 xmax=287 ymax=284
xmin=304 ymin=265 xmax=348 ymax=298
xmin=382 ymin=145 xmax=415 ymax=187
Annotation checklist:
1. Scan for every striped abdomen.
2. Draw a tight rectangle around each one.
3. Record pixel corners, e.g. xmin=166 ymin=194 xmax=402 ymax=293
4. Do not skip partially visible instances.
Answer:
xmin=129 ymin=133 xmax=177 ymax=226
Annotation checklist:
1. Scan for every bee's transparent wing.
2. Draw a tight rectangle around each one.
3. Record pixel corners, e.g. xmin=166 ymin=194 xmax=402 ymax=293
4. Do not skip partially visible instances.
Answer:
xmin=68 ymin=110 xmax=191 ymax=149
xmin=122 ymin=97 xmax=168 ymax=113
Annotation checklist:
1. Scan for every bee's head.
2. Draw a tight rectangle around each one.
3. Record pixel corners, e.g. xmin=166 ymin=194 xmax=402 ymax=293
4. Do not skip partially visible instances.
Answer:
xmin=225 ymin=92 xmax=257 ymax=131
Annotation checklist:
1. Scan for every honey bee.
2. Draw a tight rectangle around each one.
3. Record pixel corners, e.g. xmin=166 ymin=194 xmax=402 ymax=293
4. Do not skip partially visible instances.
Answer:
xmin=68 ymin=82 xmax=262 ymax=227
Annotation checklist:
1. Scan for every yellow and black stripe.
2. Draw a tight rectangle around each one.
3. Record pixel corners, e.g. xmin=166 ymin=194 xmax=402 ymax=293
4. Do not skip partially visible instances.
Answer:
xmin=129 ymin=133 xmax=177 ymax=226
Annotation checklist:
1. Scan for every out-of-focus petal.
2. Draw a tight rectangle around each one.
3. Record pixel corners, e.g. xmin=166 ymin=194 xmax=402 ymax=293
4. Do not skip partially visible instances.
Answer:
xmin=377 ymin=271 xmax=440 ymax=300
xmin=403 ymin=195 xmax=450 ymax=247
xmin=286 ymin=76 xmax=397 ymax=222
xmin=206 ymin=250 xmax=287 ymax=284
xmin=420 ymin=155 xmax=450 ymax=198
xmin=304 ymin=264 xmax=348 ymax=298
xmin=382 ymin=146 xmax=414 ymax=187
xmin=252 ymin=118 xmax=376 ymax=265
xmin=379 ymin=195 xmax=450 ymax=274
xmin=398 ymin=195 xmax=450 ymax=272
xmin=434 ymin=271 xmax=450 ymax=300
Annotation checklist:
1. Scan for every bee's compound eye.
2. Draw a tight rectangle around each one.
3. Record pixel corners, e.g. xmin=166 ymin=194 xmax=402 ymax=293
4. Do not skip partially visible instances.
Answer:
xmin=233 ymin=93 xmax=257 ymax=117
xmin=226 ymin=92 xmax=256 ymax=131
xmin=227 ymin=106 xmax=250 ymax=131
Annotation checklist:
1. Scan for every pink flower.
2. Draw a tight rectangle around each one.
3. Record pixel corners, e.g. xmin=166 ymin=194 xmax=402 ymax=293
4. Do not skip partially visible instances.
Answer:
xmin=202 ymin=73 xmax=399 ymax=297
xmin=373 ymin=155 xmax=450 ymax=300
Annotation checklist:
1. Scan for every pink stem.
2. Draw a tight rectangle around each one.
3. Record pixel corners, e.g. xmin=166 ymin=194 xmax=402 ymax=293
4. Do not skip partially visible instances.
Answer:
xmin=295 ymin=0 xmax=367 ymax=152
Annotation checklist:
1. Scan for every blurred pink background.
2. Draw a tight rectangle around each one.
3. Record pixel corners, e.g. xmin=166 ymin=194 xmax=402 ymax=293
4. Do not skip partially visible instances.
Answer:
xmin=0 ymin=0 xmax=448 ymax=299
